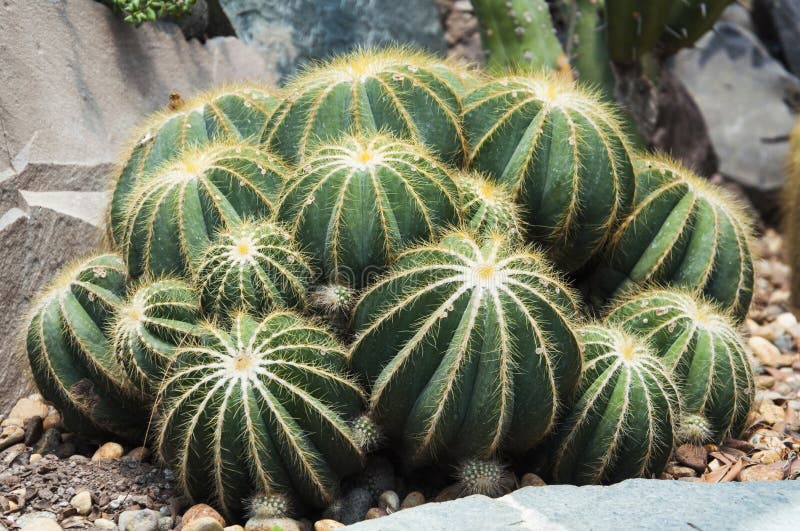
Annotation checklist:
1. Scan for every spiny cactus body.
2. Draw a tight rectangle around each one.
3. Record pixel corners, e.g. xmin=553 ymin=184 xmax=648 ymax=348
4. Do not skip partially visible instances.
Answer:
xmin=552 ymin=325 xmax=679 ymax=484
xmin=117 ymin=141 xmax=286 ymax=278
xmin=456 ymin=458 xmax=515 ymax=498
xmin=605 ymin=0 xmax=673 ymax=64
xmin=784 ymin=117 xmax=800 ymax=305
xmin=25 ymin=254 xmax=146 ymax=441
xmin=247 ymin=492 xmax=291 ymax=520
xmin=155 ymin=312 xmax=365 ymax=519
xmin=196 ymin=220 xmax=313 ymax=318
xmin=351 ymin=414 xmax=383 ymax=454
xmin=591 ymin=156 xmax=755 ymax=322
xmin=111 ymin=277 xmax=201 ymax=400
xmin=455 ymin=171 xmax=523 ymax=242
xmin=351 ymin=231 xmax=582 ymax=465
xmin=607 ymin=289 xmax=754 ymax=443
xmin=463 ymin=74 xmax=634 ymax=271
xmin=278 ymin=134 xmax=460 ymax=287
xmin=661 ymin=1 xmax=734 ymax=52
xmin=263 ymin=48 xmax=472 ymax=165
xmin=110 ymin=86 xmax=280 ymax=245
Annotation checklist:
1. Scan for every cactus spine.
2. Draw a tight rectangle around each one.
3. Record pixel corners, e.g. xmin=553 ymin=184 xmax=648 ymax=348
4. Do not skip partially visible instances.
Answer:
xmin=351 ymin=231 xmax=582 ymax=465
xmin=552 ymin=325 xmax=680 ymax=484
xmin=24 ymin=254 xmax=147 ymax=441
xmin=110 ymin=86 xmax=280 ymax=245
xmin=117 ymin=141 xmax=287 ymax=278
xmin=454 ymin=171 xmax=524 ymax=243
xmin=111 ymin=277 xmax=201 ymax=400
xmin=456 ymin=458 xmax=515 ymax=498
xmin=263 ymin=48 xmax=471 ymax=165
xmin=607 ymin=289 xmax=755 ymax=443
xmin=591 ymin=156 xmax=755 ymax=322
xmin=463 ymin=74 xmax=634 ymax=271
xmin=155 ymin=312 xmax=365 ymax=519
xmin=196 ymin=220 xmax=313 ymax=318
xmin=278 ymin=134 xmax=461 ymax=287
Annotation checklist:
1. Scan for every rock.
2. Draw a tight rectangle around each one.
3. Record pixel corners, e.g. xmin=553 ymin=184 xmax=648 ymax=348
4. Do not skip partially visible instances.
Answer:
xmin=23 ymin=415 xmax=44 ymax=446
xmin=125 ymin=447 xmax=151 ymax=463
xmin=184 ymin=517 xmax=224 ymax=531
xmin=0 ymin=0 xmax=278 ymax=412
xmin=183 ymin=504 xmax=226 ymax=529
xmin=313 ymin=520 xmax=344 ymax=531
xmin=749 ymin=336 xmax=796 ymax=367
xmin=400 ymin=491 xmax=425 ymax=510
xmin=365 ymin=508 xmax=387 ymax=520
xmin=19 ymin=519 xmax=61 ymax=531
xmin=92 ymin=442 xmax=124 ymax=461
xmin=17 ymin=513 xmax=58 ymax=530
xmin=664 ymin=464 xmax=697 ymax=479
xmin=675 ymin=444 xmax=708 ymax=473
xmin=0 ymin=417 xmax=22 ymax=428
xmin=344 ymin=479 xmax=800 ymax=530
xmin=519 ymin=473 xmax=547 ymax=487
xmin=42 ymin=412 xmax=62 ymax=432
xmin=246 ymin=518 xmax=299 ymax=531
xmin=69 ymin=490 xmax=92 ymax=516
xmin=157 ymin=516 xmax=173 ymax=531
xmin=753 ymin=0 xmax=800 ymax=77
xmin=118 ymin=509 xmax=161 ymax=531
xmin=8 ymin=398 xmax=49 ymax=424
xmin=752 ymin=449 xmax=783 ymax=464
xmin=325 ymin=488 xmax=372 ymax=526
xmin=757 ymin=399 xmax=787 ymax=424
xmin=33 ymin=428 xmax=61 ymax=456
xmin=29 ymin=453 xmax=42 ymax=464
xmin=739 ymin=464 xmax=785 ymax=481
xmin=378 ymin=491 xmax=399 ymax=513
xmin=224 ymin=527 xmax=245 ymax=531
xmin=672 ymin=19 xmax=800 ymax=195
xmin=94 ymin=519 xmax=117 ymax=530
xmin=216 ymin=0 xmax=446 ymax=80
xmin=434 ymin=484 xmax=462 ymax=503
xmin=0 ymin=425 xmax=24 ymax=450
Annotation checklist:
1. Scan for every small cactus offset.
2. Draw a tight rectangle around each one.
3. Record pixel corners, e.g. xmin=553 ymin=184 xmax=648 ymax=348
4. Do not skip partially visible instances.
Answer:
xmin=111 ymin=277 xmax=201 ymax=400
xmin=278 ymin=134 xmax=461 ymax=287
xmin=551 ymin=325 xmax=680 ymax=484
xmin=463 ymin=74 xmax=634 ymax=271
xmin=606 ymin=289 xmax=755 ymax=443
xmin=117 ymin=141 xmax=287 ymax=278
xmin=351 ymin=231 xmax=582 ymax=465
xmin=24 ymin=254 xmax=147 ymax=441
xmin=155 ymin=312 xmax=365 ymax=519
xmin=454 ymin=171 xmax=524 ymax=243
xmin=247 ymin=492 xmax=291 ymax=520
xmin=263 ymin=48 xmax=473 ymax=165
xmin=109 ymin=86 xmax=280 ymax=246
xmin=456 ymin=458 xmax=516 ymax=498
xmin=196 ymin=220 xmax=313 ymax=318
xmin=591 ymin=155 xmax=755 ymax=322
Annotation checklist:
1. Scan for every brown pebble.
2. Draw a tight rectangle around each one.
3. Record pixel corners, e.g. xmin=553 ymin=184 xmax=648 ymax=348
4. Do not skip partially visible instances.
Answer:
xmin=365 ymin=508 xmax=387 ymax=520
xmin=401 ymin=491 xmax=425 ymax=509
xmin=520 ymin=473 xmax=546 ymax=487
xmin=675 ymin=444 xmax=708 ymax=473
xmin=91 ymin=442 xmax=123 ymax=461
xmin=183 ymin=504 xmax=226 ymax=528
xmin=42 ymin=411 xmax=62 ymax=432
xmin=664 ymin=464 xmax=697 ymax=479
xmin=739 ymin=464 xmax=785 ymax=482
xmin=314 ymin=519 xmax=344 ymax=530
xmin=126 ymin=447 xmax=151 ymax=462
xmin=184 ymin=516 xmax=224 ymax=531
xmin=434 ymin=484 xmax=461 ymax=503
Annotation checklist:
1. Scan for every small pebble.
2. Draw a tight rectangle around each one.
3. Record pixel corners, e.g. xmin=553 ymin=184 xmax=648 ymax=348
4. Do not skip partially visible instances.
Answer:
xmin=184 ymin=516 xmax=224 ymax=531
xmin=400 ymin=491 xmax=425 ymax=509
xmin=94 ymin=519 xmax=117 ymax=530
xmin=664 ymin=464 xmax=696 ymax=478
xmin=313 ymin=520 xmax=344 ymax=531
xmin=42 ymin=411 xmax=62 ymax=432
xmin=364 ymin=508 xmax=386 ymax=520
xmin=378 ymin=490 xmax=399 ymax=513
xmin=519 ymin=473 xmax=546 ymax=487
xmin=183 ymin=504 xmax=225 ymax=528
xmin=69 ymin=490 xmax=92 ymax=516
xmin=739 ymin=464 xmax=785 ymax=482
xmin=29 ymin=453 xmax=42 ymax=464
xmin=0 ymin=425 xmax=24 ymax=451
xmin=19 ymin=519 xmax=62 ymax=531
xmin=224 ymin=527 xmax=244 ymax=531
xmin=92 ymin=442 xmax=124 ymax=461
xmin=126 ymin=447 xmax=151 ymax=462
xmin=434 ymin=484 xmax=461 ymax=502
xmin=118 ymin=509 xmax=161 ymax=531
xmin=246 ymin=518 xmax=300 ymax=531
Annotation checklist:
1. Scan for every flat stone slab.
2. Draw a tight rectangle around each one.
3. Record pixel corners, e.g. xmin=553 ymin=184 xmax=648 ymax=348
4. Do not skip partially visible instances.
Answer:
xmin=347 ymin=479 xmax=800 ymax=530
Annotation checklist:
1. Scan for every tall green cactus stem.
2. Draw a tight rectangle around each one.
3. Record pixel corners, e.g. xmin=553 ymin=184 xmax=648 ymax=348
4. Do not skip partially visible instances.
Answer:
xmin=263 ymin=48 xmax=472 ymax=165
xmin=118 ymin=141 xmax=287 ymax=278
xmin=25 ymin=254 xmax=147 ymax=441
xmin=552 ymin=325 xmax=679 ymax=484
xmin=660 ymin=1 xmax=734 ymax=52
xmin=566 ymin=0 xmax=616 ymax=101
xmin=605 ymin=0 xmax=673 ymax=64
xmin=606 ymin=289 xmax=755 ymax=443
xmin=111 ymin=277 xmax=200 ymax=400
xmin=350 ymin=231 xmax=582 ymax=465
xmin=783 ymin=118 xmax=800 ymax=305
xmin=463 ymin=74 xmax=634 ymax=271
xmin=278 ymin=134 xmax=460 ymax=287
xmin=454 ymin=171 xmax=524 ymax=243
xmin=196 ymin=220 xmax=313 ymax=318
xmin=471 ymin=0 xmax=567 ymax=72
xmin=155 ymin=312 xmax=365 ymax=519
xmin=110 ymin=86 xmax=280 ymax=246
xmin=591 ymin=156 xmax=755 ymax=322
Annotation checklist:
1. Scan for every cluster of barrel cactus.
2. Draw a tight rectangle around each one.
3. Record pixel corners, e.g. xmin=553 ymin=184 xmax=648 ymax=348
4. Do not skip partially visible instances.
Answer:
xmin=22 ymin=46 xmax=758 ymax=521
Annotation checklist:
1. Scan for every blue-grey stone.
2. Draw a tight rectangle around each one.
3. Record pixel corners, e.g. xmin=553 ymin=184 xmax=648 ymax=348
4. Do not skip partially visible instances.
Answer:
xmin=347 ymin=479 xmax=800 ymax=530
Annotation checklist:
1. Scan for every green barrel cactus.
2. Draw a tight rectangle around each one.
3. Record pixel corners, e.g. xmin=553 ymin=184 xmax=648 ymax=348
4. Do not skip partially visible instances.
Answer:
xmin=605 ymin=0 xmax=673 ymax=64
xmin=463 ymin=74 xmax=634 ymax=271
xmin=24 ymin=254 xmax=146 ymax=441
xmin=278 ymin=134 xmax=461 ymax=287
xmin=350 ymin=231 xmax=582 ymax=466
xmin=590 ymin=155 xmax=755 ymax=322
xmin=111 ymin=277 xmax=201 ymax=400
xmin=552 ymin=324 xmax=680 ymax=484
xmin=155 ymin=312 xmax=365 ymax=519
xmin=117 ymin=141 xmax=287 ymax=278
xmin=607 ymin=289 xmax=755 ymax=443
xmin=110 ymin=86 xmax=280 ymax=246
xmin=196 ymin=220 xmax=313 ymax=318
xmin=263 ymin=48 xmax=472 ymax=165
xmin=454 ymin=171 xmax=523 ymax=242
xmin=661 ymin=1 xmax=734 ymax=52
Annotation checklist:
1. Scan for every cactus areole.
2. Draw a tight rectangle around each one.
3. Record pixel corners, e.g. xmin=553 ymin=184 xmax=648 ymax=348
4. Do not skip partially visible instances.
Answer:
xmin=351 ymin=231 xmax=582 ymax=465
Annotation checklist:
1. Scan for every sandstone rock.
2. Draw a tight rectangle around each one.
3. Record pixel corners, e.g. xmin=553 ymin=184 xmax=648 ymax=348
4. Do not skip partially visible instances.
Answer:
xmin=92 ymin=442 xmax=124 ymax=461
xmin=739 ymin=464 xmax=785 ymax=481
xmin=184 ymin=517 xmax=224 ymax=531
xmin=364 ymin=508 xmax=387 ymax=519
xmin=118 ymin=509 xmax=161 ymax=531
xmin=519 ymin=473 xmax=547 ymax=487
xmin=313 ymin=520 xmax=344 ymax=531
xmin=42 ymin=411 xmax=62 ymax=432
xmin=400 ymin=491 xmax=425 ymax=510
xmin=125 ymin=447 xmax=151 ymax=463
xmin=8 ymin=397 xmax=49 ymax=424
xmin=0 ymin=425 xmax=24 ymax=451
xmin=183 ymin=504 xmax=226 ymax=528
xmin=70 ymin=490 xmax=93 ymax=516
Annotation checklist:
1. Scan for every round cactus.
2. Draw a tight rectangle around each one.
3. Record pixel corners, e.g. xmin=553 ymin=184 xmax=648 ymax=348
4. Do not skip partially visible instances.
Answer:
xmin=278 ymin=134 xmax=461 ymax=287
xmin=591 ymin=156 xmax=755 ymax=322
xmin=350 ymin=231 xmax=582 ymax=465
xmin=155 ymin=312 xmax=365 ymax=519
xmin=110 ymin=86 xmax=280 ymax=245
xmin=247 ymin=492 xmax=291 ymax=520
xmin=263 ymin=48 xmax=472 ymax=165
xmin=606 ymin=289 xmax=755 ymax=443
xmin=552 ymin=325 xmax=680 ymax=485
xmin=351 ymin=414 xmax=384 ymax=454
xmin=196 ymin=220 xmax=313 ymax=318
xmin=454 ymin=171 xmax=523 ymax=242
xmin=463 ymin=74 xmax=634 ymax=271
xmin=111 ymin=277 xmax=201 ymax=400
xmin=24 ymin=254 xmax=146 ymax=441
xmin=117 ymin=141 xmax=287 ymax=278
xmin=456 ymin=458 xmax=515 ymax=498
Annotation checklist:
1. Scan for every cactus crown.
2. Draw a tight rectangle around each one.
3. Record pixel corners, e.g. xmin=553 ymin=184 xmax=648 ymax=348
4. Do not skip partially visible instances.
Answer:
xmin=247 ymin=492 xmax=292 ymax=519
xmin=456 ymin=458 xmax=515 ymax=498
